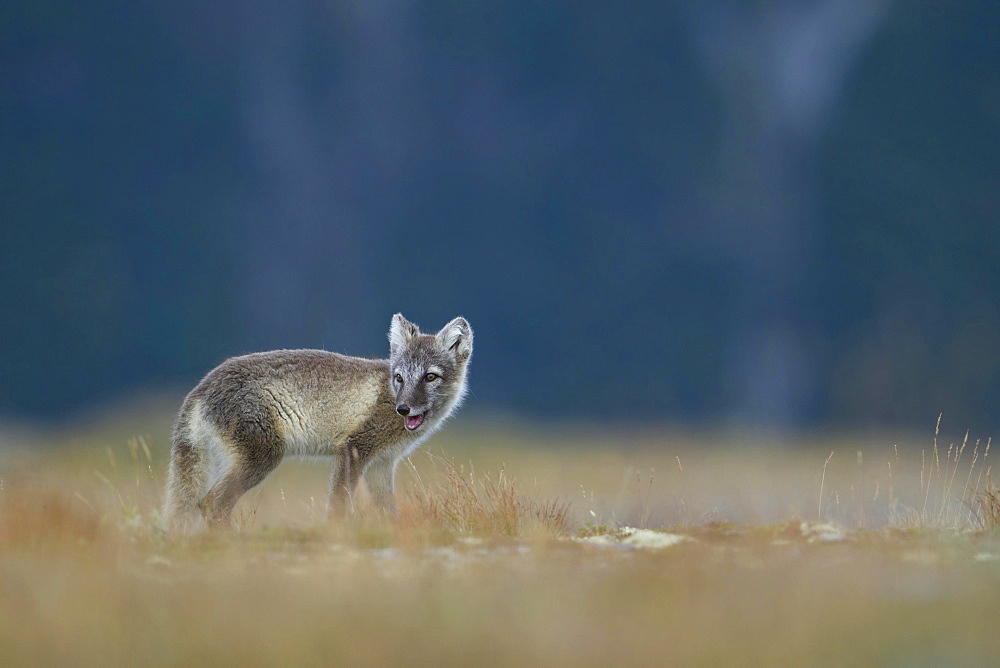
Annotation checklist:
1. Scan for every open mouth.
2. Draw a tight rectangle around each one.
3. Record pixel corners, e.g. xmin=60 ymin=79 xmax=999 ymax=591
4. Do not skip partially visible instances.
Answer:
xmin=404 ymin=413 xmax=425 ymax=431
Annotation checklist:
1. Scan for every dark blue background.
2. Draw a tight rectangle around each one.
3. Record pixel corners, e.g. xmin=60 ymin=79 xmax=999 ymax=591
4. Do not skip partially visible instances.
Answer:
xmin=3 ymin=1 xmax=998 ymax=431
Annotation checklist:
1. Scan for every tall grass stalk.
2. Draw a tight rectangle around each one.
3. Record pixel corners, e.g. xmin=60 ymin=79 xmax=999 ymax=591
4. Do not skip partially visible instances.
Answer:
xmin=818 ymin=451 xmax=834 ymax=521
xmin=405 ymin=452 xmax=571 ymax=537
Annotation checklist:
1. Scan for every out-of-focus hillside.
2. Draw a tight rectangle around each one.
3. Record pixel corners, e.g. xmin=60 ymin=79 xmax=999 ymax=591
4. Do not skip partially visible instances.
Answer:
xmin=3 ymin=2 xmax=998 ymax=431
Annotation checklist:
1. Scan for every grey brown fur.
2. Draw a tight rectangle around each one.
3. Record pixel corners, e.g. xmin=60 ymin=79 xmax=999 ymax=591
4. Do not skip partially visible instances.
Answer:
xmin=162 ymin=314 xmax=472 ymax=533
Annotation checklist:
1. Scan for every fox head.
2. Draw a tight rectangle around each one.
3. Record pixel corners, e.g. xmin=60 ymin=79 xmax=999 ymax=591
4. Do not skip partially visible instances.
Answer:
xmin=388 ymin=314 xmax=473 ymax=433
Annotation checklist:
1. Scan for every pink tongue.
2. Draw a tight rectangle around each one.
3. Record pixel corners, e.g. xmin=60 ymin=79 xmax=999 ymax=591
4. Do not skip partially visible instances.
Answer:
xmin=405 ymin=414 xmax=424 ymax=430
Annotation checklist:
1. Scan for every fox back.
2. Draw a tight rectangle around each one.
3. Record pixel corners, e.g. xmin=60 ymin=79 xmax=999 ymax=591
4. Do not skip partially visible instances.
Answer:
xmin=162 ymin=314 xmax=473 ymax=533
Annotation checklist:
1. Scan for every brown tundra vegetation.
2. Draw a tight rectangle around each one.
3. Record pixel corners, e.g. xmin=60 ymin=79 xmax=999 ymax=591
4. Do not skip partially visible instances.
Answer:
xmin=2 ymin=406 xmax=999 ymax=665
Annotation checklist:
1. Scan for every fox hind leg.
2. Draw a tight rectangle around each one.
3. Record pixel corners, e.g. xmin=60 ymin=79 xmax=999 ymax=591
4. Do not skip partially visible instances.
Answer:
xmin=162 ymin=432 xmax=211 ymax=534
xmin=198 ymin=420 xmax=285 ymax=529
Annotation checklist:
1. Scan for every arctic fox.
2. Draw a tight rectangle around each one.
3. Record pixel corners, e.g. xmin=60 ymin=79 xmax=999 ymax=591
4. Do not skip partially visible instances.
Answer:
xmin=162 ymin=314 xmax=472 ymax=532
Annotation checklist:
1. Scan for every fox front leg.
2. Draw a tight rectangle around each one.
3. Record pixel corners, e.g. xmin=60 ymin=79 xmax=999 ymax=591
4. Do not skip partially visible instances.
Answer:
xmin=328 ymin=445 xmax=364 ymax=516
xmin=364 ymin=453 xmax=400 ymax=515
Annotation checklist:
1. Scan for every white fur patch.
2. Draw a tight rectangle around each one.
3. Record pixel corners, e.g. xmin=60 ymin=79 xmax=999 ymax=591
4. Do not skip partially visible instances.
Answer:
xmin=435 ymin=317 xmax=468 ymax=353
xmin=187 ymin=400 xmax=232 ymax=492
xmin=441 ymin=326 xmax=462 ymax=348
xmin=389 ymin=314 xmax=419 ymax=355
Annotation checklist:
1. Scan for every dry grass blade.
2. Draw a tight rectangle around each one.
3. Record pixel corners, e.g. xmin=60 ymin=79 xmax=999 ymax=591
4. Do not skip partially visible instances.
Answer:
xmin=972 ymin=481 xmax=1000 ymax=532
xmin=405 ymin=452 xmax=572 ymax=536
xmin=818 ymin=451 xmax=834 ymax=521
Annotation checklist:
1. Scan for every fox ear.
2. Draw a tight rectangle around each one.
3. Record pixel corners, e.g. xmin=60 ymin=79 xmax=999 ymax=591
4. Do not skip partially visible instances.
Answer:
xmin=436 ymin=317 xmax=473 ymax=360
xmin=389 ymin=313 xmax=419 ymax=355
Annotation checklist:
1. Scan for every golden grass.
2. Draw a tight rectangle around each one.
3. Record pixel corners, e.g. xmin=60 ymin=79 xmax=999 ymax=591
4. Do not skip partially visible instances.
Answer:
xmin=974 ymin=482 xmax=1000 ymax=532
xmin=405 ymin=452 xmax=573 ymax=536
xmin=2 ymin=411 xmax=1000 ymax=665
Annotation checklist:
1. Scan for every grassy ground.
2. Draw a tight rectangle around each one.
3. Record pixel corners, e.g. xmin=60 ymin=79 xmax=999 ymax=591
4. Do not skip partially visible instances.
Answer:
xmin=2 ymin=405 xmax=999 ymax=665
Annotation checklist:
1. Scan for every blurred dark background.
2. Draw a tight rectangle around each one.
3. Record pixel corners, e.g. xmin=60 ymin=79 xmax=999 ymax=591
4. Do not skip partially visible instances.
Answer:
xmin=2 ymin=1 xmax=998 ymax=431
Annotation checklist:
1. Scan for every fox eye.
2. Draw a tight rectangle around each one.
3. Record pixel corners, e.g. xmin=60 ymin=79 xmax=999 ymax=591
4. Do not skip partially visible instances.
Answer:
xmin=394 ymin=373 xmax=403 ymax=383
xmin=424 ymin=372 xmax=439 ymax=382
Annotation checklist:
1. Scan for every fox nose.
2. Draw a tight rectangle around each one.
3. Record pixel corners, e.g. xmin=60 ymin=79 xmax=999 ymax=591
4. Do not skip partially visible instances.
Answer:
xmin=396 ymin=404 xmax=410 ymax=416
